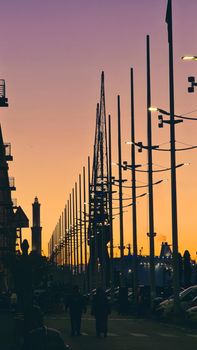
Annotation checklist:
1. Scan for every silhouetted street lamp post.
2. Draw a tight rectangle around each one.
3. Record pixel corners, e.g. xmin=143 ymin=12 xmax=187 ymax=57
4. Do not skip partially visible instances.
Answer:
xmin=166 ymin=0 xmax=180 ymax=313
xmin=75 ymin=182 xmax=79 ymax=274
xmin=88 ymin=156 xmax=93 ymax=289
xmin=62 ymin=213 xmax=64 ymax=265
xmin=146 ymin=35 xmax=156 ymax=307
xmin=83 ymin=165 xmax=88 ymax=290
xmin=108 ymin=114 xmax=114 ymax=299
xmin=67 ymin=199 xmax=71 ymax=269
xmin=72 ymin=188 xmax=76 ymax=274
xmin=128 ymin=40 xmax=158 ymax=308
xmin=130 ymin=67 xmax=138 ymax=305
xmin=64 ymin=207 xmax=67 ymax=265
xmin=117 ymin=95 xmax=124 ymax=285
xmin=79 ymin=174 xmax=83 ymax=273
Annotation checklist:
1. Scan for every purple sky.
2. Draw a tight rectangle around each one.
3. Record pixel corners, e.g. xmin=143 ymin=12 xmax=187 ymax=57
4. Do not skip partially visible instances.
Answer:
xmin=0 ymin=0 xmax=197 ymax=256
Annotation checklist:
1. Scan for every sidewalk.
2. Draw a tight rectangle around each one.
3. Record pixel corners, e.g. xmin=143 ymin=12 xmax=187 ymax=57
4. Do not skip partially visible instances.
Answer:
xmin=0 ymin=311 xmax=17 ymax=350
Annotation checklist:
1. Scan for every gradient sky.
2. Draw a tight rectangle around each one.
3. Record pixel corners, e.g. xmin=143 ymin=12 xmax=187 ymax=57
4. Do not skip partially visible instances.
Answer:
xmin=0 ymin=0 xmax=197 ymax=258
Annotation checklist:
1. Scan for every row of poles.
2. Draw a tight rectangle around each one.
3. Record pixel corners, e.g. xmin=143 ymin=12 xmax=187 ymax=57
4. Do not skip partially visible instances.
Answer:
xmin=48 ymin=1 xmax=187 ymax=313
xmin=48 ymin=161 xmax=90 ymax=288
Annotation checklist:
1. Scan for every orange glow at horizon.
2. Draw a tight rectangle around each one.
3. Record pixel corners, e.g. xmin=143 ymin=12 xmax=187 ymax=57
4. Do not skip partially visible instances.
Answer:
xmin=0 ymin=0 xmax=196 ymax=260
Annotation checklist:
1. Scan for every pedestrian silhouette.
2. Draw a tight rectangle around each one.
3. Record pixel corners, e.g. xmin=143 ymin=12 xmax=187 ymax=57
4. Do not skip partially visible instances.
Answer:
xmin=91 ymin=287 xmax=110 ymax=337
xmin=66 ymin=285 xmax=86 ymax=336
xmin=17 ymin=239 xmax=33 ymax=312
xmin=118 ymin=287 xmax=128 ymax=314
xmin=22 ymin=305 xmax=69 ymax=349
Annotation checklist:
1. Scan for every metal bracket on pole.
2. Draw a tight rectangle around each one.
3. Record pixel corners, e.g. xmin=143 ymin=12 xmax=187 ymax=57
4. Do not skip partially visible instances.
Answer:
xmin=147 ymin=232 xmax=157 ymax=238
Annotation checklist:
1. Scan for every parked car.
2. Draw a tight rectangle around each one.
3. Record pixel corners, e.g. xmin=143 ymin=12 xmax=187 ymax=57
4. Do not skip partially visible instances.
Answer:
xmin=186 ymin=303 xmax=197 ymax=323
xmin=156 ymin=285 xmax=197 ymax=317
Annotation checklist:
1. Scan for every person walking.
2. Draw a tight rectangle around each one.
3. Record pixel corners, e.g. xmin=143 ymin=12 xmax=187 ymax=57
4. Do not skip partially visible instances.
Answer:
xmin=66 ymin=285 xmax=86 ymax=336
xmin=91 ymin=287 xmax=110 ymax=337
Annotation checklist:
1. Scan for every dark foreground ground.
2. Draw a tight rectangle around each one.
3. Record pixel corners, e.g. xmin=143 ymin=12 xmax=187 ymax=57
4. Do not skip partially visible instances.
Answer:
xmin=1 ymin=310 xmax=197 ymax=350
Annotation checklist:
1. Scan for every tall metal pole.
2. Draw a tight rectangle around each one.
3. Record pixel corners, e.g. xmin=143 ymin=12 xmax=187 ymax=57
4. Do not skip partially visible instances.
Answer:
xmin=59 ymin=217 xmax=61 ymax=264
xmin=130 ymin=68 xmax=138 ymax=304
xmin=166 ymin=0 xmax=180 ymax=313
xmin=62 ymin=213 xmax=64 ymax=265
xmin=56 ymin=224 xmax=58 ymax=265
xmin=108 ymin=114 xmax=114 ymax=297
xmin=100 ymin=142 xmax=106 ymax=290
xmin=62 ymin=213 xmax=64 ymax=264
xmin=64 ymin=206 xmax=67 ymax=265
xmin=117 ymin=95 xmax=124 ymax=283
xmin=83 ymin=166 xmax=88 ymax=290
xmin=69 ymin=194 xmax=73 ymax=273
xmin=75 ymin=182 xmax=79 ymax=274
xmin=72 ymin=188 xmax=76 ymax=274
xmin=146 ymin=35 xmax=156 ymax=307
xmin=79 ymin=174 xmax=83 ymax=273
xmin=67 ymin=200 xmax=70 ymax=269
xmin=62 ymin=214 xmax=64 ymax=264
xmin=88 ymin=156 xmax=92 ymax=289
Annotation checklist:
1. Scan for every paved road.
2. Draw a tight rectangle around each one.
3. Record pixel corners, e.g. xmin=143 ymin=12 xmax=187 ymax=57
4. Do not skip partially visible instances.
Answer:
xmin=46 ymin=313 xmax=197 ymax=350
xmin=1 ymin=311 xmax=197 ymax=350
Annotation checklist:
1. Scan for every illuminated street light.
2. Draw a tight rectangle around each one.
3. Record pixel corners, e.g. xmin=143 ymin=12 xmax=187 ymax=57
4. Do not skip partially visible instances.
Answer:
xmin=149 ymin=106 xmax=197 ymax=121
xmin=148 ymin=107 xmax=158 ymax=112
xmin=182 ymin=56 xmax=197 ymax=92
xmin=182 ymin=56 xmax=197 ymax=61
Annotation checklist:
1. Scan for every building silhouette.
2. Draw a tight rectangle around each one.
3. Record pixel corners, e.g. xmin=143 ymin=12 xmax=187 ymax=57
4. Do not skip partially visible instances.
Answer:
xmin=31 ymin=197 xmax=42 ymax=255
xmin=0 ymin=126 xmax=16 ymax=260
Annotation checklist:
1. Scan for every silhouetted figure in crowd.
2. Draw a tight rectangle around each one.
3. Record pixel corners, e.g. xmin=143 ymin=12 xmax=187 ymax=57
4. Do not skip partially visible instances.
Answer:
xmin=118 ymin=287 xmax=128 ymax=314
xmin=66 ymin=285 xmax=86 ymax=336
xmin=22 ymin=305 xmax=69 ymax=349
xmin=17 ymin=239 xmax=33 ymax=312
xmin=91 ymin=287 xmax=110 ymax=337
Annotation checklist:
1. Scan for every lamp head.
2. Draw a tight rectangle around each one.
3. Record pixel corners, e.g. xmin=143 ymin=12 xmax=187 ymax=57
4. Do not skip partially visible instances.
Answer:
xmin=148 ymin=107 xmax=158 ymax=112
xmin=182 ymin=56 xmax=197 ymax=61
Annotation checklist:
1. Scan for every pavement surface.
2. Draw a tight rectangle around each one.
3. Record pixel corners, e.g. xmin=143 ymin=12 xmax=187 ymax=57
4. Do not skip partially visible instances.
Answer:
xmin=46 ymin=312 xmax=197 ymax=350
xmin=1 ymin=310 xmax=197 ymax=350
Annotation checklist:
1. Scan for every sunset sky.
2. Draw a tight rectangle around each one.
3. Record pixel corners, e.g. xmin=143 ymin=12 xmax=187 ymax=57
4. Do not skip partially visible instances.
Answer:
xmin=0 ymin=0 xmax=197 ymax=258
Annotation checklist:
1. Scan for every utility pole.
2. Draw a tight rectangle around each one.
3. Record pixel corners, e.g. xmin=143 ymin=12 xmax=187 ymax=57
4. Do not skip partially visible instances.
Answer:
xmin=146 ymin=35 xmax=156 ymax=307
xmin=63 ymin=211 xmax=65 ymax=265
xmin=108 ymin=114 xmax=114 ymax=299
xmin=88 ymin=156 xmax=92 ymax=289
xmin=166 ymin=0 xmax=180 ymax=313
xmin=69 ymin=195 xmax=72 ymax=272
xmin=65 ymin=206 xmax=68 ymax=266
xmin=59 ymin=217 xmax=61 ymax=264
xmin=130 ymin=68 xmax=138 ymax=304
xmin=62 ymin=210 xmax=65 ymax=265
xmin=72 ymin=187 xmax=76 ymax=275
xmin=117 ymin=95 xmax=124 ymax=284
xmin=79 ymin=174 xmax=83 ymax=273
xmin=67 ymin=200 xmax=70 ymax=269
xmin=75 ymin=182 xmax=79 ymax=274
xmin=83 ymin=165 xmax=88 ymax=290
